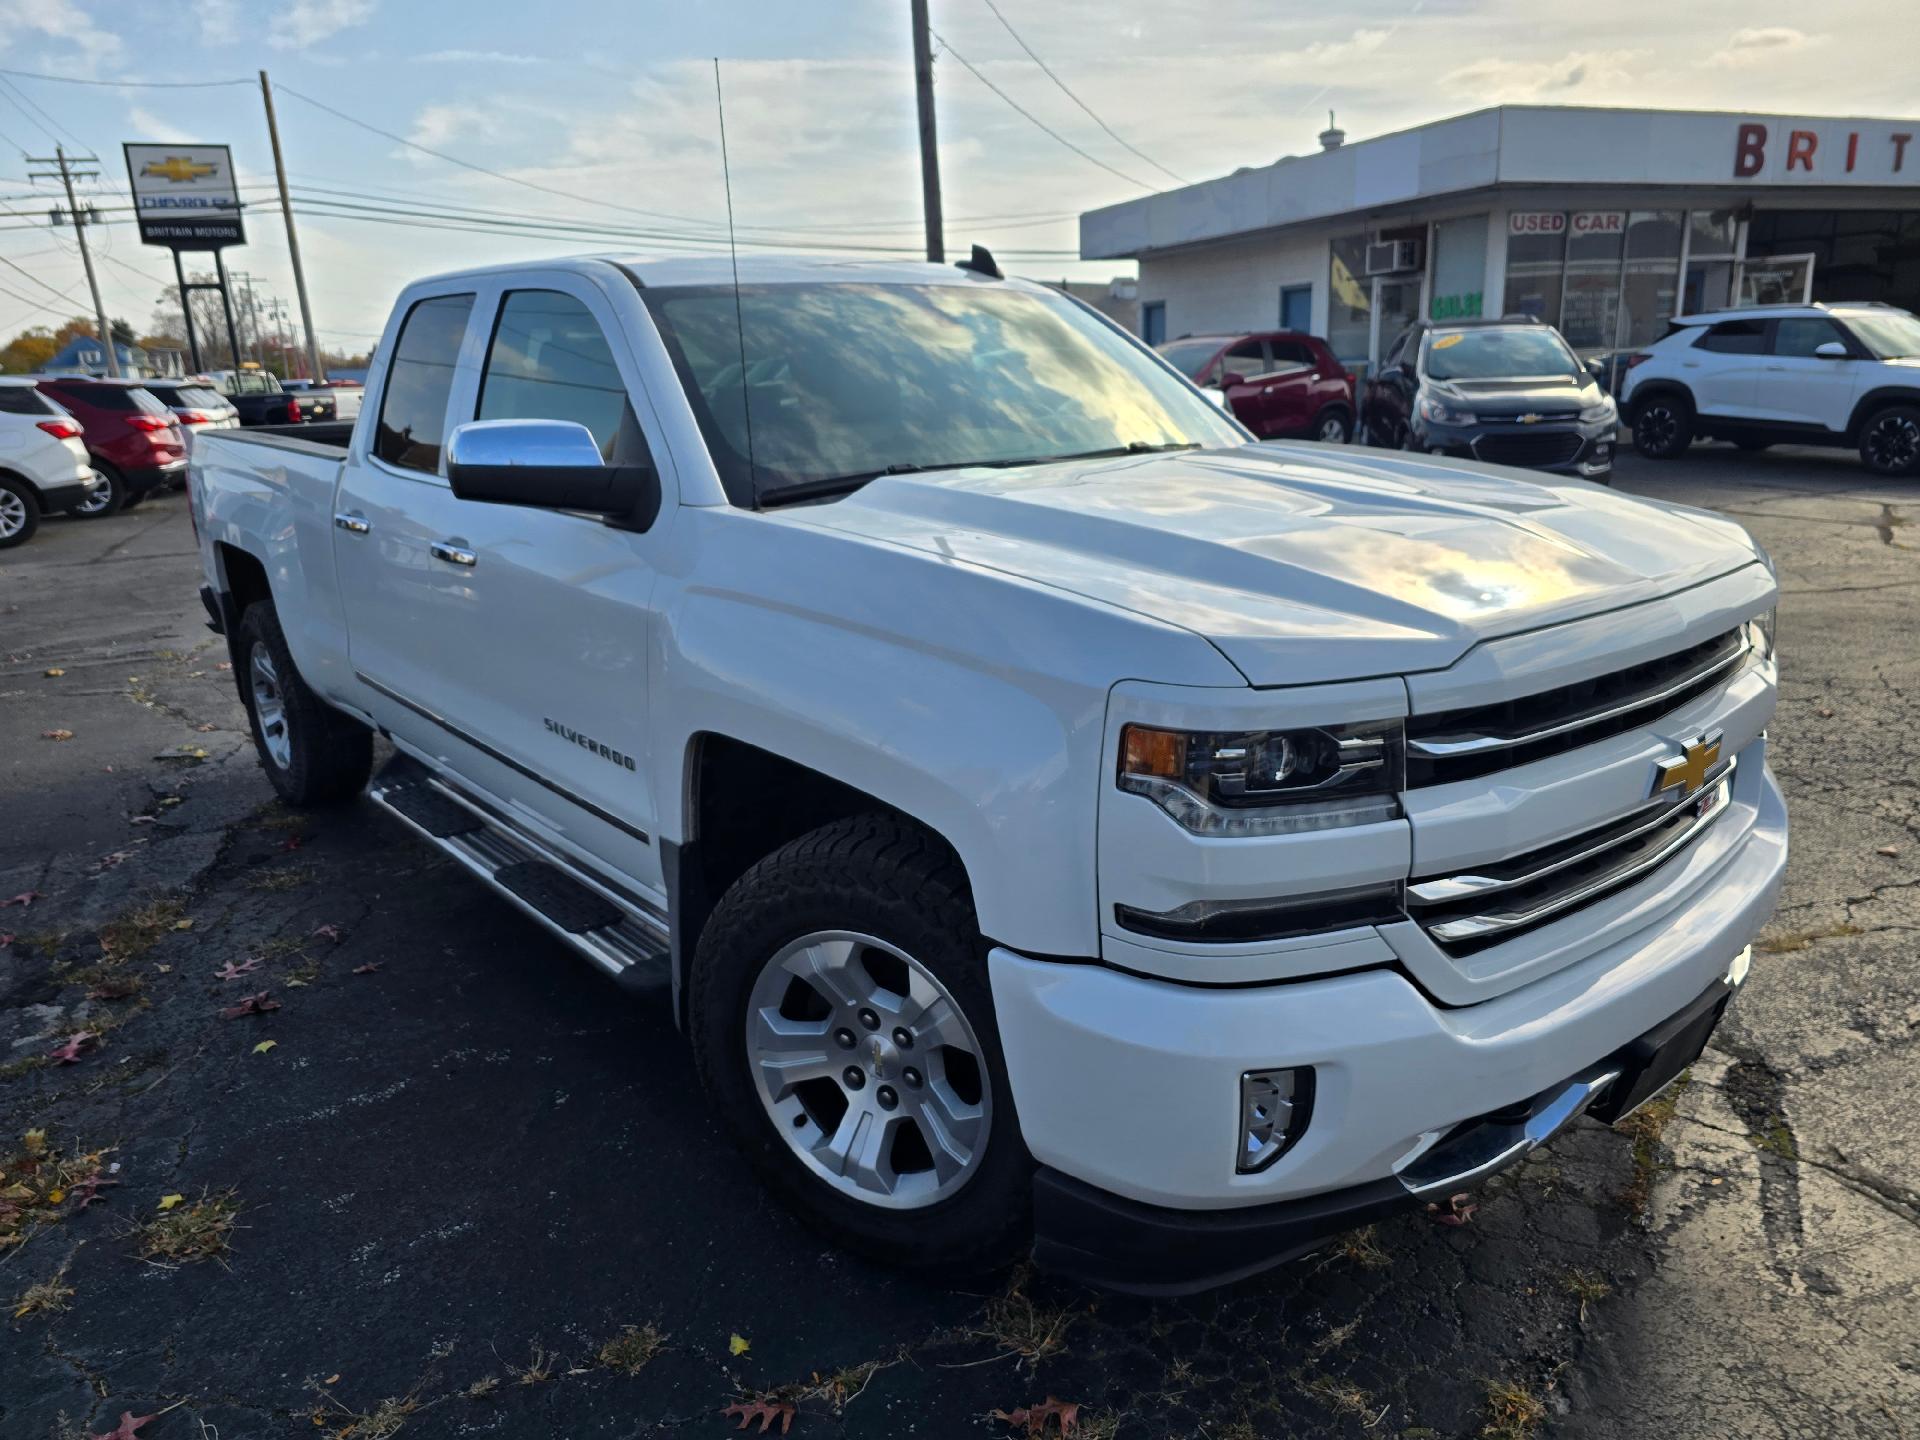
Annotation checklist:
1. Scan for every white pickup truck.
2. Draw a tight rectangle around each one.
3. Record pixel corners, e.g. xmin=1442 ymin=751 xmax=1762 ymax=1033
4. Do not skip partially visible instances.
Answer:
xmin=190 ymin=254 xmax=1786 ymax=1293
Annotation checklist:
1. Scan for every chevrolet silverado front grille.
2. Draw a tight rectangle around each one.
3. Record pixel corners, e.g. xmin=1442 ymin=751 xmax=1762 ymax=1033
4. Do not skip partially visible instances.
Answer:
xmin=1405 ymin=628 xmax=1749 ymax=788
xmin=1406 ymin=763 xmax=1734 ymax=955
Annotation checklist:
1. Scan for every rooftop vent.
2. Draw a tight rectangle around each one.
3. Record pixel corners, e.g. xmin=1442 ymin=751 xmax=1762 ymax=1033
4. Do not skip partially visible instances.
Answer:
xmin=1318 ymin=110 xmax=1346 ymax=151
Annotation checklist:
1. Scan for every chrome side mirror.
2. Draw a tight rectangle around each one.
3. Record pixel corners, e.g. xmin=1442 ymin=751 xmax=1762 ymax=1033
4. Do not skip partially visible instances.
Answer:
xmin=1812 ymin=341 xmax=1850 ymax=360
xmin=446 ymin=419 xmax=660 ymax=531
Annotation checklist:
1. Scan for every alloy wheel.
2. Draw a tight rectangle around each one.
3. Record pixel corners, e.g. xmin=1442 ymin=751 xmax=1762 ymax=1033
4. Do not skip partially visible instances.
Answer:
xmin=249 ymin=641 xmax=292 ymax=770
xmin=1864 ymin=413 xmax=1920 ymax=472
xmin=73 ymin=481 xmax=112 ymax=516
xmin=1637 ymin=405 xmax=1678 ymax=453
xmin=0 ymin=487 xmax=27 ymax=540
xmin=745 ymin=930 xmax=991 ymax=1210
xmin=1318 ymin=414 xmax=1348 ymax=443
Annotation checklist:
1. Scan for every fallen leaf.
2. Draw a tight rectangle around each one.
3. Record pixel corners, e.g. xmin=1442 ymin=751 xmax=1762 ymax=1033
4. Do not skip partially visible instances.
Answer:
xmin=252 ymin=1040 xmax=278 ymax=1055
xmin=195 ymin=723 xmax=216 ymax=733
xmin=43 ymin=667 xmax=64 ymax=677
xmin=2 ymin=891 xmax=43 ymax=908
xmin=1425 ymin=1191 xmax=1477 ymax=1227
xmin=325 ymin=1373 xmax=341 ymax=1385
xmin=70 ymin=1172 xmax=118 ymax=1208
xmin=154 ymin=964 xmax=172 ymax=974
xmin=218 ymin=991 xmax=281 ymax=1020
xmin=158 ymin=1194 xmax=184 ymax=1210
xmin=216 ymin=661 xmax=231 ymax=671
xmin=1708 ymin=1177 xmax=1724 ymax=1186
xmin=129 ymin=815 xmax=156 ymax=825
xmin=48 ymin=1031 xmax=96 ymax=1064
xmin=721 ymin=1400 xmax=794 ymax=1435
xmin=214 ymin=958 xmax=262 ymax=981
xmin=172 ymin=918 xmax=193 ymax=930
xmin=22 ymin=1129 xmax=45 ymax=1154
xmin=1877 ymin=845 xmax=1899 ymax=857
xmin=351 ymin=962 xmax=382 ymax=975
xmin=991 ymin=1398 xmax=1082 ymax=1436
xmin=91 ymin=1412 xmax=155 ymax=1440
xmin=41 ymin=729 xmax=74 ymax=741
xmin=312 ymin=924 xmax=342 ymax=942
xmin=281 ymin=835 xmax=304 ymax=852
xmin=47 ymin=1188 xmax=65 ymax=1204
xmin=0 ymin=933 xmax=12 ymax=947
xmin=729 ymin=1333 xmax=751 ymax=1356
xmin=285 ymin=976 xmax=311 ymax=988
xmin=1817 ymin=706 xmax=1835 ymax=718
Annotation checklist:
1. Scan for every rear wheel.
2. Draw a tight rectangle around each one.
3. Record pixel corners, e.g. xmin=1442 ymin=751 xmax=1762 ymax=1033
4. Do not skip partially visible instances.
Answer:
xmin=236 ymin=600 xmax=373 ymax=807
xmin=690 ymin=814 xmax=1029 ymax=1271
xmin=0 ymin=477 xmax=39 ymax=549
xmin=1632 ymin=394 xmax=1694 ymax=459
xmin=72 ymin=462 xmax=125 ymax=518
xmin=1313 ymin=409 xmax=1352 ymax=444
xmin=1859 ymin=405 xmax=1920 ymax=477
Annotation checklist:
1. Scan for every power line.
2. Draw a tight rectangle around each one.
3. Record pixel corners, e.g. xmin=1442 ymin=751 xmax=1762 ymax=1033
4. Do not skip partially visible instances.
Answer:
xmin=0 ymin=68 xmax=252 ymax=88
xmin=929 ymin=32 xmax=1155 ymax=193
xmin=975 ymin=0 xmax=1189 ymax=186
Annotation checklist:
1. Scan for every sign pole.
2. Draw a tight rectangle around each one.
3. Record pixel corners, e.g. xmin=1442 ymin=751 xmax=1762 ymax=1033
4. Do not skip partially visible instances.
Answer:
xmin=172 ymin=249 xmax=203 ymax=373
xmin=258 ymin=71 xmax=324 ymax=383
xmin=212 ymin=249 xmax=244 ymax=373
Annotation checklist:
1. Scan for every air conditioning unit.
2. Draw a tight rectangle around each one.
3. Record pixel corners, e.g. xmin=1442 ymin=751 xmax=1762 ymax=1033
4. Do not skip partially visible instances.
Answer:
xmin=1365 ymin=239 xmax=1422 ymax=276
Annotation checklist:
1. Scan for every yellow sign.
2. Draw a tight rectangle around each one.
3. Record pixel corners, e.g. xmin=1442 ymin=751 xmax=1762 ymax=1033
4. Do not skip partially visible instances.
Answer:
xmin=142 ymin=155 xmax=217 ymax=183
xmin=1431 ymin=334 xmax=1464 ymax=349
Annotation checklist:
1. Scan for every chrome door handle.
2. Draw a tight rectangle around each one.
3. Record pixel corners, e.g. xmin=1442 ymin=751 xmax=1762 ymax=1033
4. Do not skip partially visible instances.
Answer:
xmin=333 ymin=511 xmax=370 ymax=534
xmin=430 ymin=539 xmax=477 ymax=567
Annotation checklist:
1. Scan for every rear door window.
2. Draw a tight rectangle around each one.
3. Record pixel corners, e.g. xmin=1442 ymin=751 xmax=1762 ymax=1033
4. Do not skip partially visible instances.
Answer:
xmin=0 ymin=386 xmax=55 ymax=415
xmin=1694 ymin=320 xmax=1766 ymax=354
xmin=375 ymin=293 xmax=476 ymax=474
xmin=476 ymin=289 xmax=644 ymax=464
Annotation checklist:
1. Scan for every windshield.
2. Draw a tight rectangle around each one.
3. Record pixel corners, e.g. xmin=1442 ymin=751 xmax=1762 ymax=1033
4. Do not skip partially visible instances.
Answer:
xmin=1840 ymin=308 xmax=1920 ymax=359
xmin=642 ymin=281 xmax=1242 ymax=506
xmin=1424 ymin=327 xmax=1584 ymax=382
xmin=1154 ymin=338 xmax=1227 ymax=379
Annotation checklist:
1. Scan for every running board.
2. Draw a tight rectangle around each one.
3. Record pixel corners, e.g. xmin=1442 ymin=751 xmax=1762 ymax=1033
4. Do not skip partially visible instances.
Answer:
xmin=368 ymin=755 xmax=670 ymax=994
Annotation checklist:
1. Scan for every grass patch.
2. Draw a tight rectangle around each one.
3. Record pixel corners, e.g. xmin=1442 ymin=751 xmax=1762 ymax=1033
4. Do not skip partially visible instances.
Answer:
xmin=12 ymin=1262 xmax=75 ymax=1318
xmin=1303 ymin=1374 xmax=1375 ymax=1421
xmin=1482 ymin=1378 xmax=1547 ymax=1439
xmin=0 ymin=1131 xmax=110 ymax=1250
xmin=1561 ymin=1268 xmax=1612 ymax=1321
xmin=971 ymin=1266 xmax=1077 ymax=1367
xmin=248 ymin=866 xmax=313 ymax=893
xmin=13 ymin=929 xmax=69 ymax=956
xmin=0 ymin=1054 xmax=48 ymax=1083
xmin=596 ymin=1323 xmax=667 ymax=1375
xmin=309 ymin=1377 xmax=430 ymax=1440
xmin=463 ymin=1376 xmax=499 ymax=1401
xmin=1756 ymin=922 xmax=1862 ymax=954
xmin=134 ymin=1188 xmax=241 ymax=1266
xmin=509 ymin=1341 xmax=558 ymax=1385
xmin=1615 ymin=1078 xmax=1686 ymax=1218
xmin=1336 ymin=1224 xmax=1389 ymax=1269
xmin=95 ymin=896 xmax=188 ymax=966
xmin=1753 ymin=1116 xmax=1799 ymax=1161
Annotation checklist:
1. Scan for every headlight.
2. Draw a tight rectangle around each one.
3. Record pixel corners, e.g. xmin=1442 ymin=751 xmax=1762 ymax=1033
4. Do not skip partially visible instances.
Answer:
xmin=1748 ymin=606 xmax=1777 ymax=663
xmin=1119 ymin=720 xmax=1403 ymax=835
xmin=1579 ymin=397 xmax=1618 ymax=424
xmin=1416 ymin=395 xmax=1475 ymax=425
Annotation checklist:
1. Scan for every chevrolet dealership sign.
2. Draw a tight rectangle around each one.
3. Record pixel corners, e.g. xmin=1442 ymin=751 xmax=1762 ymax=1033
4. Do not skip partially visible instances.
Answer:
xmin=124 ymin=143 xmax=244 ymax=249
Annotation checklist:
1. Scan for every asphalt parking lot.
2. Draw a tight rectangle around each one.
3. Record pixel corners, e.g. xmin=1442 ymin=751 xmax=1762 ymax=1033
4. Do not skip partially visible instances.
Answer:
xmin=1 ymin=449 xmax=1915 ymax=1439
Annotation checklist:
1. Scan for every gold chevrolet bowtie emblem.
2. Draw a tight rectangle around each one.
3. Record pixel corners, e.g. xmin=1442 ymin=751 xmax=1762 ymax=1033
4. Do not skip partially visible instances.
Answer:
xmin=143 ymin=156 xmax=217 ymax=183
xmin=1654 ymin=734 xmax=1722 ymax=800
xmin=1517 ymin=413 xmax=1543 ymax=424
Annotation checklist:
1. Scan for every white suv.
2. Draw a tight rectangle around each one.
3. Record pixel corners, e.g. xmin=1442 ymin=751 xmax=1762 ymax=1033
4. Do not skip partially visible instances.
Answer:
xmin=0 ymin=378 xmax=101 ymax=548
xmin=1621 ymin=302 xmax=1920 ymax=475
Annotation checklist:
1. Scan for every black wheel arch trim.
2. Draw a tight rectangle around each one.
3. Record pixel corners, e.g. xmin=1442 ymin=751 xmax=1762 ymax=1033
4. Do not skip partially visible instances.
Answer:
xmin=1845 ymin=387 xmax=1920 ymax=445
xmin=1627 ymin=381 xmax=1694 ymax=422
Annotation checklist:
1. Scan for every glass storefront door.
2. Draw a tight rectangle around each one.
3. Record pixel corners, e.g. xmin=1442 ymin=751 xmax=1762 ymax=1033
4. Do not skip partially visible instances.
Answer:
xmin=1370 ymin=275 xmax=1424 ymax=365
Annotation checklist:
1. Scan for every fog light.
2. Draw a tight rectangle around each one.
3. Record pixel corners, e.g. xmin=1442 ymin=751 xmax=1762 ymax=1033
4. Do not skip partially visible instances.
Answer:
xmin=1238 ymin=1067 xmax=1314 ymax=1173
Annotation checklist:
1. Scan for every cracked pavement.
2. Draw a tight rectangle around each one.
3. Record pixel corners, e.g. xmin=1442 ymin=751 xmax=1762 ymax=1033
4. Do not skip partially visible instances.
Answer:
xmin=0 ymin=452 xmax=1914 ymax=1438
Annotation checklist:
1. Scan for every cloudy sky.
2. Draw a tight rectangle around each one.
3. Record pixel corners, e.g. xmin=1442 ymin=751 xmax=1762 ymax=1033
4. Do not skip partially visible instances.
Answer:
xmin=0 ymin=0 xmax=1912 ymax=352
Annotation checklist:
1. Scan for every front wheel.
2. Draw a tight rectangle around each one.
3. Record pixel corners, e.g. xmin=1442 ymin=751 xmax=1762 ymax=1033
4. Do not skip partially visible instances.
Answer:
xmin=236 ymin=600 xmax=373 ymax=806
xmin=0 ymin=477 xmax=39 ymax=549
xmin=1859 ymin=405 xmax=1920 ymax=477
xmin=1313 ymin=409 xmax=1352 ymax=444
xmin=1632 ymin=395 xmax=1694 ymax=459
xmin=690 ymin=815 xmax=1029 ymax=1271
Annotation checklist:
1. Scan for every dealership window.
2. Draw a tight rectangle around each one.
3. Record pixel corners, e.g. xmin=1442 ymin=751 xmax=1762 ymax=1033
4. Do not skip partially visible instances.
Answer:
xmin=1560 ymin=213 xmax=1626 ymax=350
xmin=1327 ymin=233 xmax=1372 ymax=366
xmin=1502 ymin=217 xmax=1565 ymax=327
xmin=1429 ymin=215 xmax=1486 ymax=320
xmin=1683 ymin=209 xmax=1741 ymax=314
xmin=1619 ymin=210 xmax=1683 ymax=349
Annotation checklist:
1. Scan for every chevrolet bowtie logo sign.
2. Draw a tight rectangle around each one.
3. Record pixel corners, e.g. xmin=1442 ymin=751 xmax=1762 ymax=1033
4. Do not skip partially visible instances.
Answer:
xmin=1517 ymin=413 xmax=1544 ymax=424
xmin=142 ymin=156 xmax=217 ymax=183
xmin=1654 ymin=733 xmax=1723 ymax=801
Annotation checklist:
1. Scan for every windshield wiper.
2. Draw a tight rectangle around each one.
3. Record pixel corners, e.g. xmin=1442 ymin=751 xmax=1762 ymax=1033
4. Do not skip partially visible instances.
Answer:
xmin=756 ymin=442 xmax=1203 ymax=509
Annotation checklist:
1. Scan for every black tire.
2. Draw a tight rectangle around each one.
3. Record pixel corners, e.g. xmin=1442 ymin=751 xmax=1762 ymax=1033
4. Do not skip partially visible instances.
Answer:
xmin=236 ymin=599 xmax=373 ymax=807
xmin=0 ymin=476 xmax=40 ymax=549
xmin=1632 ymin=393 xmax=1694 ymax=459
xmin=690 ymin=814 xmax=1030 ymax=1272
xmin=1858 ymin=404 xmax=1920 ymax=477
xmin=1734 ymin=438 xmax=1772 ymax=453
xmin=73 ymin=462 xmax=126 ymax=518
xmin=1312 ymin=408 xmax=1352 ymax=444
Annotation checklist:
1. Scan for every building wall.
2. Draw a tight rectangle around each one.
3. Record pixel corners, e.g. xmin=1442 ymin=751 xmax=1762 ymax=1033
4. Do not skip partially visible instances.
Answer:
xmin=1137 ymin=229 xmax=1332 ymax=343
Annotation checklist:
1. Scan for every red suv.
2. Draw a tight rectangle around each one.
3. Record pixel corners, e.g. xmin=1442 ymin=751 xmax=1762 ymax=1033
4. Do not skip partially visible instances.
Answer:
xmin=1155 ymin=331 xmax=1356 ymax=443
xmin=34 ymin=378 xmax=187 ymax=517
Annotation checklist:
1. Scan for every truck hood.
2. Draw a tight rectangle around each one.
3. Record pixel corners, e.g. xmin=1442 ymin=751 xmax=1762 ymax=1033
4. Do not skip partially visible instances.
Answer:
xmin=783 ymin=444 xmax=1764 ymax=686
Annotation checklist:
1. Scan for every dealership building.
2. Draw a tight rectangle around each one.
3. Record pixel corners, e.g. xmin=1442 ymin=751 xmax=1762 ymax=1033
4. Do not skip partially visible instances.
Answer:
xmin=1079 ymin=105 xmax=1920 ymax=372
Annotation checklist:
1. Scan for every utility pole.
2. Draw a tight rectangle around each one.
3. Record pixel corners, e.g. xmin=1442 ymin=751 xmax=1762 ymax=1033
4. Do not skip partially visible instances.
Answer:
xmin=910 ymin=0 xmax=944 ymax=263
xmin=30 ymin=146 xmax=118 ymax=376
xmin=259 ymin=70 xmax=324 ymax=382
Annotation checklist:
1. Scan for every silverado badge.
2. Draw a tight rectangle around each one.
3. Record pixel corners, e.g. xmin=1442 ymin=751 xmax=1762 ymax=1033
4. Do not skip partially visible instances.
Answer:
xmin=1653 ymin=733 xmax=1722 ymax=801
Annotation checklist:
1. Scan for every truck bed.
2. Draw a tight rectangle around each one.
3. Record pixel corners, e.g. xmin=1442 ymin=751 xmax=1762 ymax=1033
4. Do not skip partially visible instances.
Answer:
xmin=219 ymin=420 xmax=355 ymax=455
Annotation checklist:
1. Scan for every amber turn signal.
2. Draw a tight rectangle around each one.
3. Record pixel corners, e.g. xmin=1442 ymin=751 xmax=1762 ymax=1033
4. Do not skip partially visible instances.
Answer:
xmin=1121 ymin=724 xmax=1185 ymax=779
